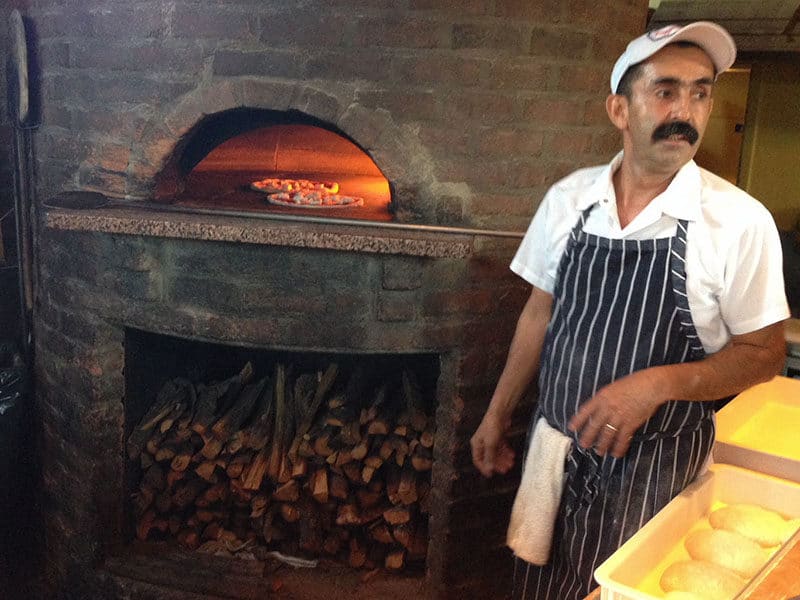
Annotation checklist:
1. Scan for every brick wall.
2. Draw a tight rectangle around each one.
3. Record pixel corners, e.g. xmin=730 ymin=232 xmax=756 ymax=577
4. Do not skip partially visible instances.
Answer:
xmin=28 ymin=0 xmax=647 ymax=230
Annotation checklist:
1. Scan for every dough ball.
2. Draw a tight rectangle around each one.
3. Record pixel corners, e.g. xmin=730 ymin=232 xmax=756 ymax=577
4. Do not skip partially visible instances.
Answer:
xmin=685 ymin=528 xmax=768 ymax=578
xmin=660 ymin=559 xmax=745 ymax=600
xmin=709 ymin=503 xmax=794 ymax=547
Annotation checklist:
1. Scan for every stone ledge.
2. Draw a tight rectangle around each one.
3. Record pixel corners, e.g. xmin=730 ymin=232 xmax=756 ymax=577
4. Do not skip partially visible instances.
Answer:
xmin=43 ymin=204 xmax=476 ymax=259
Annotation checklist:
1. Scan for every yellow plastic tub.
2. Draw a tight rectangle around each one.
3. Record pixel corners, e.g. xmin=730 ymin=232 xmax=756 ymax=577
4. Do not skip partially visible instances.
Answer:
xmin=594 ymin=464 xmax=800 ymax=600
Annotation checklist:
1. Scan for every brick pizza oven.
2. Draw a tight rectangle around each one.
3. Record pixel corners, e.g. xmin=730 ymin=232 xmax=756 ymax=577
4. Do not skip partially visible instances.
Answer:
xmin=17 ymin=1 xmax=648 ymax=598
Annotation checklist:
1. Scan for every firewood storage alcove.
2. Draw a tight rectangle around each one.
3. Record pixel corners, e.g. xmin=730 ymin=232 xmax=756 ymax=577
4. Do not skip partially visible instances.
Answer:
xmin=124 ymin=329 xmax=437 ymax=575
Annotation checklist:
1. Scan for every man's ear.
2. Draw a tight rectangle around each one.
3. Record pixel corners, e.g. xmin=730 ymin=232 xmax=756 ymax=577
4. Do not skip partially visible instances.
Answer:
xmin=606 ymin=94 xmax=628 ymax=130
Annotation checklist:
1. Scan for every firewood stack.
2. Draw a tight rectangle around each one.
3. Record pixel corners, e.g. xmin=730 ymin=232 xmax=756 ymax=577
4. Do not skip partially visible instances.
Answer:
xmin=127 ymin=361 xmax=434 ymax=572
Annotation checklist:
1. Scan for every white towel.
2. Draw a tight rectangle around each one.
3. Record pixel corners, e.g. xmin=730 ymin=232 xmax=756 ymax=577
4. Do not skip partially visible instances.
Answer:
xmin=507 ymin=417 xmax=573 ymax=565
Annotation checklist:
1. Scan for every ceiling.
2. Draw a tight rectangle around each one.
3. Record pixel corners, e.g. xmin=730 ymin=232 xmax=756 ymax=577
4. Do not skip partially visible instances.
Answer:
xmin=649 ymin=0 xmax=800 ymax=52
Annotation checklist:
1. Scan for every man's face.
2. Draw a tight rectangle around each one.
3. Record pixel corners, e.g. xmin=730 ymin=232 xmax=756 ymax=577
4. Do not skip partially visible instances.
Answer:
xmin=618 ymin=44 xmax=716 ymax=175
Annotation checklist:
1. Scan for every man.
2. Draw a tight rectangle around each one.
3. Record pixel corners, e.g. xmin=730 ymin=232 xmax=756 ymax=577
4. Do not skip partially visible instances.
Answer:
xmin=471 ymin=21 xmax=789 ymax=600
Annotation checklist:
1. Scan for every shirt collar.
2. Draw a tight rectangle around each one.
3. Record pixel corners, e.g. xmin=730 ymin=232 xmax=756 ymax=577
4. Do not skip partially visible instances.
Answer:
xmin=581 ymin=151 xmax=703 ymax=222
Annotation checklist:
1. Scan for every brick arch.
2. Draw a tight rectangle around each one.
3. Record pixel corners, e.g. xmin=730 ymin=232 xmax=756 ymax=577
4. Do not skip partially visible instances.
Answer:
xmin=129 ymin=80 xmax=442 ymax=222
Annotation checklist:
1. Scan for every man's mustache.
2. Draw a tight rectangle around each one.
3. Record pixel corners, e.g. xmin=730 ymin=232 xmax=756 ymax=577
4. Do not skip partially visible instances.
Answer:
xmin=652 ymin=121 xmax=699 ymax=145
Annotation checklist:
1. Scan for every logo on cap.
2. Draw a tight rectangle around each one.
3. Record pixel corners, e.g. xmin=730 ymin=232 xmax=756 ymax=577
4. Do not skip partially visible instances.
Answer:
xmin=647 ymin=24 xmax=682 ymax=41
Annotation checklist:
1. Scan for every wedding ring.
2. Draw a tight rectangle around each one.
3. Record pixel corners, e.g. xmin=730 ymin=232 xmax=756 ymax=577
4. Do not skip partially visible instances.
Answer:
xmin=604 ymin=423 xmax=619 ymax=432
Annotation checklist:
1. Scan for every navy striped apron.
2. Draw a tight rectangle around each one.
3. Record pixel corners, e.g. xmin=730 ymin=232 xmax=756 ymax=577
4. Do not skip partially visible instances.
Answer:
xmin=513 ymin=207 xmax=715 ymax=600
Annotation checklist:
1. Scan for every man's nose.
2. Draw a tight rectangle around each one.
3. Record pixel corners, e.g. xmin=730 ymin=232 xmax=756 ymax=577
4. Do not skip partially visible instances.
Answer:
xmin=670 ymin=90 xmax=692 ymax=121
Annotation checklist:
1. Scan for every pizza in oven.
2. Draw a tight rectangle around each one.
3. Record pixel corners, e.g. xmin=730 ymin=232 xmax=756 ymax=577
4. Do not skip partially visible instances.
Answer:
xmin=266 ymin=191 xmax=364 ymax=208
xmin=250 ymin=177 xmax=339 ymax=194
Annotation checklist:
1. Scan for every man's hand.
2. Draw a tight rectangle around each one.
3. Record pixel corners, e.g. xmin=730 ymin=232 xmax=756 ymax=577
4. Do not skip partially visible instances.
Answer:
xmin=567 ymin=369 xmax=665 ymax=458
xmin=567 ymin=321 xmax=786 ymax=459
xmin=471 ymin=411 xmax=515 ymax=477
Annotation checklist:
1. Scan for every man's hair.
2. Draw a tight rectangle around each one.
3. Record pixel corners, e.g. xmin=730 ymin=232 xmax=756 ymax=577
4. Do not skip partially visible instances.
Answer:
xmin=615 ymin=41 xmax=710 ymax=98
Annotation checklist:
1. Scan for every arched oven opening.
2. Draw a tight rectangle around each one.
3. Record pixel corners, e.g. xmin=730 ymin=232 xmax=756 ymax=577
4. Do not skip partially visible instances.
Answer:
xmin=154 ymin=108 xmax=392 ymax=222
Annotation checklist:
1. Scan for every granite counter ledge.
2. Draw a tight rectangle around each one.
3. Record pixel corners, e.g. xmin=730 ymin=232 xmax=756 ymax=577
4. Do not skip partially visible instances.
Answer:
xmin=42 ymin=203 xmax=481 ymax=259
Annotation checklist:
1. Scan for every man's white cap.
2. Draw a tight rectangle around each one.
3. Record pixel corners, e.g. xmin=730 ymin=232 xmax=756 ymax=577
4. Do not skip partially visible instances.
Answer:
xmin=610 ymin=21 xmax=737 ymax=93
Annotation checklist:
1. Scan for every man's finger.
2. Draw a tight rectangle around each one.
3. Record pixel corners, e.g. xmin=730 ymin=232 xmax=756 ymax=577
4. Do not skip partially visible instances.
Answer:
xmin=610 ymin=433 xmax=632 ymax=459
xmin=575 ymin=410 xmax=606 ymax=450
xmin=592 ymin=423 xmax=618 ymax=456
xmin=471 ymin=437 xmax=494 ymax=477
xmin=568 ymin=404 xmax=591 ymax=433
xmin=495 ymin=445 xmax=515 ymax=474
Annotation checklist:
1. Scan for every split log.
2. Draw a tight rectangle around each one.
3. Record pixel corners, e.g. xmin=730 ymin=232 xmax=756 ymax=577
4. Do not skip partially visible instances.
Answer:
xmin=170 ymin=448 xmax=193 ymax=472
xmin=279 ymin=503 xmax=300 ymax=523
xmin=196 ymin=483 xmax=228 ymax=507
xmin=172 ymin=479 xmax=207 ymax=510
xmin=298 ymin=500 xmax=325 ymax=554
xmin=145 ymin=431 xmax=164 ymax=457
xmin=272 ymin=479 xmax=300 ymax=503
xmin=287 ymin=363 xmax=338 ymax=459
xmin=250 ymin=494 xmax=269 ymax=518
xmin=241 ymin=449 xmax=269 ymax=491
xmin=383 ymin=506 xmax=411 ymax=526
xmin=195 ymin=460 xmax=220 ymax=483
xmin=329 ymin=472 xmax=348 ymax=501
xmin=211 ymin=376 xmax=267 ymax=440
xmin=241 ymin=376 xmax=276 ymax=451
xmin=385 ymin=548 xmax=406 ymax=571
xmin=348 ymin=537 xmax=367 ymax=568
xmin=342 ymin=462 xmax=362 ymax=484
xmin=225 ymin=451 xmax=253 ymax=479
xmin=336 ymin=503 xmax=361 ymax=526
xmin=411 ymin=446 xmax=433 ymax=472
xmin=290 ymin=456 xmax=308 ymax=479
xmin=127 ymin=378 xmax=193 ymax=459
xmin=267 ymin=364 xmax=289 ymax=481
xmin=419 ymin=427 xmax=435 ymax=449
xmin=356 ymin=488 xmax=382 ymax=509
xmin=214 ymin=362 xmax=255 ymax=420
xmin=309 ymin=467 xmax=329 ymax=504
xmin=192 ymin=363 xmax=253 ymax=436
xmin=368 ymin=521 xmax=394 ymax=545
xmin=397 ymin=463 xmax=419 ymax=505
xmin=154 ymin=440 xmax=180 ymax=463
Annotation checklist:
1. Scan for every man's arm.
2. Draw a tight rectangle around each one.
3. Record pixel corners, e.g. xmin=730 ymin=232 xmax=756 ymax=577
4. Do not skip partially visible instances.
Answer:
xmin=471 ymin=286 xmax=553 ymax=477
xmin=569 ymin=320 xmax=787 ymax=458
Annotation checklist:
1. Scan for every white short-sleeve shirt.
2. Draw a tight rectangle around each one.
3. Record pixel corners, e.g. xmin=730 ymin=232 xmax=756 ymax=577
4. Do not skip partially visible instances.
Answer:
xmin=510 ymin=152 xmax=790 ymax=354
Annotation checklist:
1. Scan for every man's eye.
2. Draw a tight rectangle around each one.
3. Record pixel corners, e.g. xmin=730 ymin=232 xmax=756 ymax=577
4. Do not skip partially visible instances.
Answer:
xmin=656 ymin=89 xmax=672 ymax=99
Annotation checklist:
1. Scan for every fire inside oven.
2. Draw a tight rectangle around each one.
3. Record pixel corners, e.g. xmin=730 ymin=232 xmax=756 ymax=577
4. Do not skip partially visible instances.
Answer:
xmin=164 ymin=109 xmax=391 ymax=221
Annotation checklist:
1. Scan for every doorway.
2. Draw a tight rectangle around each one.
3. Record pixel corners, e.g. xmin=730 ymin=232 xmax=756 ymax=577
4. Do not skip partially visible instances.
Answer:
xmin=693 ymin=68 xmax=751 ymax=186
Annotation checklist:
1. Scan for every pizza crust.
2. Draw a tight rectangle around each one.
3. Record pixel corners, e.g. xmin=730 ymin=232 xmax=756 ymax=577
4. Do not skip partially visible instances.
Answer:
xmin=265 ymin=191 xmax=364 ymax=208
xmin=250 ymin=177 xmax=339 ymax=194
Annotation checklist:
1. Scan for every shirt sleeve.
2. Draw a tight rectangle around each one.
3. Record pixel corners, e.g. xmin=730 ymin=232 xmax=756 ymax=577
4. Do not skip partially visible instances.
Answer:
xmin=719 ymin=206 xmax=790 ymax=335
xmin=510 ymin=187 xmax=562 ymax=293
